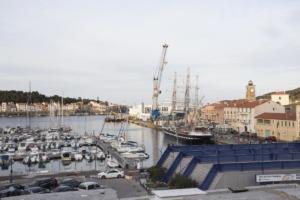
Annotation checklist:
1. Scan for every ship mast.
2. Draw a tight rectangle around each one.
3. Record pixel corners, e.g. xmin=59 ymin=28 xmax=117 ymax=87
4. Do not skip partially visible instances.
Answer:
xmin=184 ymin=68 xmax=190 ymax=127
xmin=26 ymin=81 xmax=32 ymax=129
xmin=194 ymin=75 xmax=199 ymax=124
xmin=171 ymin=72 xmax=177 ymax=114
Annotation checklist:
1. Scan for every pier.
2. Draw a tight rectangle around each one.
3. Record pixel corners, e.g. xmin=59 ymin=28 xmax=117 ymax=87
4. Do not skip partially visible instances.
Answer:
xmin=95 ymin=139 xmax=137 ymax=169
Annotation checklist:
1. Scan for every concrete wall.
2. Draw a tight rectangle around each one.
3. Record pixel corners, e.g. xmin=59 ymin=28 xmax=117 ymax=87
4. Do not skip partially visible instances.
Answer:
xmin=211 ymin=169 xmax=300 ymax=190
xmin=175 ymin=157 xmax=192 ymax=175
xmin=162 ymin=152 xmax=178 ymax=170
xmin=190 ymin=163 xmax=213 ymax=183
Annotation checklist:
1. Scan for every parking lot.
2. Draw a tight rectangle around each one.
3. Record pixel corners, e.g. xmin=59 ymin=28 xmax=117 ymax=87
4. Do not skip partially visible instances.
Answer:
xmin=0 ymin=174 xmax=148 ymax=199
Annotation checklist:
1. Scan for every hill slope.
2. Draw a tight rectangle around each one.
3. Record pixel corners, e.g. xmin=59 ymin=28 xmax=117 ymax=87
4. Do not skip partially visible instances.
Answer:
xmin=0 ymin=90 xmax=102 ymax=104
xmin=257 ymin=87 xmax=300 ymax=102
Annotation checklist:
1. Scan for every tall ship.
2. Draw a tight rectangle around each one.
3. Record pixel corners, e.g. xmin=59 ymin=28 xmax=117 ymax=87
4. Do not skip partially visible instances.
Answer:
xmin=148 ymin=44 xmax=213 ymax=144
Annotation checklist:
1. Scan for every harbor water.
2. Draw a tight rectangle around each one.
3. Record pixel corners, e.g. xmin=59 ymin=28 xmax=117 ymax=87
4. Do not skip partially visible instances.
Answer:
xmin=0 ymin=115 xmax=180 ymax=176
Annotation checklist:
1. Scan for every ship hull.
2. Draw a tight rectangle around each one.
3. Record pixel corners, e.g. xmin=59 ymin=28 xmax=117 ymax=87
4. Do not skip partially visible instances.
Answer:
xmin=163 ymin=128 xmax=213 ymax=144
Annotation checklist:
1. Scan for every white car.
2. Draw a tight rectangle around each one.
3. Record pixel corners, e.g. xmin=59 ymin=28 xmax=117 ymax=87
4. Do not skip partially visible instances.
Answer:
xmin=79 ymin=182 xmax=102 ymax=190
xmin=98 ymin=169 xmax=124 ymax=179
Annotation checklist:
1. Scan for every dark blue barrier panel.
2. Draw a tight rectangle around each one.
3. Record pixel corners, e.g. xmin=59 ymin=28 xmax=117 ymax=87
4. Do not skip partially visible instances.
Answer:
xmin=219 ymin=155 xmax=236 ymax=162
xmin=277 ymin=153 xmax=293 ymax=160
xmin=157 ymin=143 xmax=300 ymax=167
xmin=284 ymin=160 xmax=300 ymax=168
xmin=237 ymin=154 xmax=255 ymax=162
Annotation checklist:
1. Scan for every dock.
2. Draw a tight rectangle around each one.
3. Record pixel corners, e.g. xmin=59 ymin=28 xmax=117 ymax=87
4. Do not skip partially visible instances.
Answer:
xmin=95 ymin=138 xmax=138 ymax=169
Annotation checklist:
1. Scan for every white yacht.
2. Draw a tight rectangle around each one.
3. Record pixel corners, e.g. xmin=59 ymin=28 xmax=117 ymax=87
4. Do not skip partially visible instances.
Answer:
xmin=107 ymin=155 xmax=119 ymax=168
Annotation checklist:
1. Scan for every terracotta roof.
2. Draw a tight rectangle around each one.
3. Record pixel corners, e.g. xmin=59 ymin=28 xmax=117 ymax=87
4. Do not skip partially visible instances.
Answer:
xmin=236 ymin=100 xmax=269 ymax=108
xmin=255 ymin=112 xmax=296 ymax=121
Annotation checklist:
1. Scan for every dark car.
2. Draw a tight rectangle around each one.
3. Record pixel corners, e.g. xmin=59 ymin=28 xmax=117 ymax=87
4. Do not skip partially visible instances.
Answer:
xmin=52 ymin=185 xmax=78 ymax=193
xmin=60 ymin=179 xmax=81 ymax=188
xmin=30 ymin=177 xmax=58 ymax=189
xmin=26 ymin=186 xmax=50 ymax=194
xmin=264 ymin=136 xmax=277 ymax=143
xmin=0 ymin=184 xmax=29 ymax=198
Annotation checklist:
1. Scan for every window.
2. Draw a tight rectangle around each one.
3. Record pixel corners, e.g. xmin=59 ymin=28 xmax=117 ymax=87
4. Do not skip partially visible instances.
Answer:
xmin=257 ymin=119 xmax=263 ymax=124
xmin=264 ymin=120 xmax=271 ymax=124
xmin=285 ymin=121 xmax=287 ymax=126
xmin=281 ymin=121 xmax=283 ymax=126
xmin=293 ymin=122 xmax=295 ymax=127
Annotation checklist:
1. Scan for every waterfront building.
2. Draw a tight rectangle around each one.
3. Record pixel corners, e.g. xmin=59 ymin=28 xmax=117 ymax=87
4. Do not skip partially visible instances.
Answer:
xmin=201 ymin=103 xmax=225 ymax=124
xmin=1 ymin=102 xmax=7 ymax=112
xmin=16 ymin=103 xmax=27 ymax=112
xmin=271 ymin=92 xmax=290 ymax=106
xmin=129 ymin=103 xmax=171 ymax=121
xmin=88 ymin=101 xmax=107 ymax=114
xmin=255 ymin=105 xmax=300 ymax=141
xmin=246 ymin=80 xmax=256 ymax=101
xmin=225 ymin=100 xmax=285 ymax=133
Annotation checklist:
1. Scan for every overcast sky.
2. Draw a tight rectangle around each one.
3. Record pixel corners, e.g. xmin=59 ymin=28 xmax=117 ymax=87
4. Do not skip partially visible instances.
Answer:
xmin=0 ymin=0 xmax=300 ymax=105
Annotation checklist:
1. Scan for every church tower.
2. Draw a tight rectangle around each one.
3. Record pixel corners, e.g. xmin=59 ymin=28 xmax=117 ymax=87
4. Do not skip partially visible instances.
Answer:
xmin=246 ymin=80 xmax=256 ymax=101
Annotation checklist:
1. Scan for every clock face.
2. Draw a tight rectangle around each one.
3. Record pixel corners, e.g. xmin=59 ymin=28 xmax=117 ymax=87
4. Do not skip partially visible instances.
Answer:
xmin=250 ymin=88 xmax=254 ymax=93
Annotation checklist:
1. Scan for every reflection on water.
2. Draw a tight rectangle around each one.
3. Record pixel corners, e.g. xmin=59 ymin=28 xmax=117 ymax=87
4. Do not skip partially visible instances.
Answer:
xmin=0 ymin=115 xmax=181 ymax=175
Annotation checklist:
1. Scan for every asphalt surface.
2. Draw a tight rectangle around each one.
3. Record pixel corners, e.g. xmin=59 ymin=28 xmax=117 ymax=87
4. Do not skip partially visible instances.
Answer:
xmin=0 ymin=176 xmax=148 ymax=199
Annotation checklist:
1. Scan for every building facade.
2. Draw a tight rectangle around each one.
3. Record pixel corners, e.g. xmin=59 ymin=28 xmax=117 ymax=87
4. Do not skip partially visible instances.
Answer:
xmin=224 ymin=100 xmax=285 ymax=133
xmin=255 ymin=105 xmax=300 ymax=141
xmin=271 ymin=92 xmax=290 ymax=106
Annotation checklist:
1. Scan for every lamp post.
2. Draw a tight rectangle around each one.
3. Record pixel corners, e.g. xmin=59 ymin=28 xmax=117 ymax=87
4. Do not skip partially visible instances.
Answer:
xmin=10 ymin=157 xmax=13 ymax=183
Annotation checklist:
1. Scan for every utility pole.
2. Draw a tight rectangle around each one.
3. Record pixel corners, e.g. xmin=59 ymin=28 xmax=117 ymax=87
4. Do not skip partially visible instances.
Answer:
xmin=10 ymin=158 xmax=13 ymax=183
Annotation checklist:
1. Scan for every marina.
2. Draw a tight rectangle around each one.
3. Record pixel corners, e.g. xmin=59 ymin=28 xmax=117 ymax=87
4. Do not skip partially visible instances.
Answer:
xmin=0 ymin=115 xmax=174 ymax=177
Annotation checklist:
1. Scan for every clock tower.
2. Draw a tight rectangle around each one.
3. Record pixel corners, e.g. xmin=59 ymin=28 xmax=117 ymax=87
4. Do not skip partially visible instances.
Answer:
xmin=246 ymin=80 xmax=256 ymax=101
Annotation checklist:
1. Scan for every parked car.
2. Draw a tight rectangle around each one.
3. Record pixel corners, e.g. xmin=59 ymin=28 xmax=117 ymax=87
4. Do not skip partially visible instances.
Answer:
xmin=30 ymin=177 xmax=58 ymax=189
xmin=98 ymin=169 xmax=124 ymax=179
xmin=52 ymin=185 xmax=78 ymax=193
xmin=0 ymin=184 xmax=29 ymax=198
xmin=26 ymin=186 xmax=50 ymax=194
xmin=264 ymin=136 xmax=277 ymax=143
xmin=60 ymin=178 xmax=81 ymax=188
xmin=78 ymin=182 xmax=103 ymax=190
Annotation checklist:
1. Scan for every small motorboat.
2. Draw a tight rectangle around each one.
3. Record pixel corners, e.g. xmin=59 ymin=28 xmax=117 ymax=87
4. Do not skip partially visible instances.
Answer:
xmin=74 ymin=153 xmax=83 ymax=161
xmin=96 ymin=152 xmax=106 ymax=161
xmin=61 ymin=151 xmax=72 ymax=165
xmin=107 ymin=155 xmax=119 ymax=168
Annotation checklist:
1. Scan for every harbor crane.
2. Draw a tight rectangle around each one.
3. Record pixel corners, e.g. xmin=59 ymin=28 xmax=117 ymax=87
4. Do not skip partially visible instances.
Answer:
xmin=151 ymin=43 xmax=168 ymax=120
